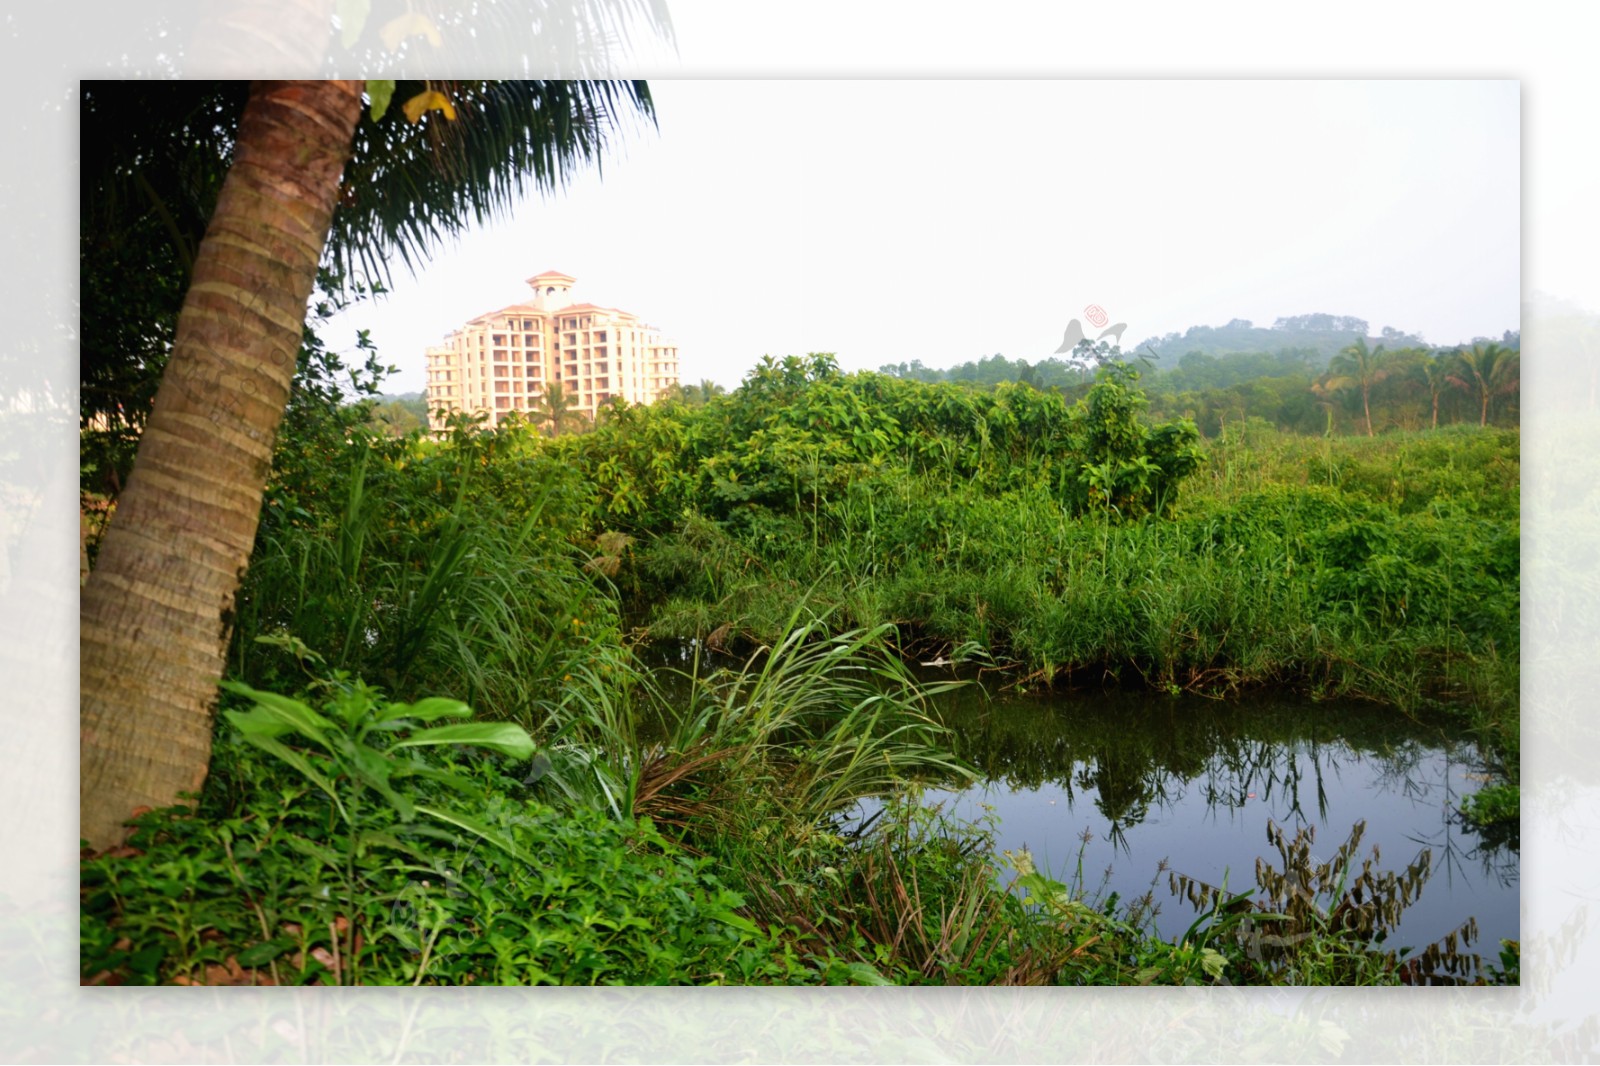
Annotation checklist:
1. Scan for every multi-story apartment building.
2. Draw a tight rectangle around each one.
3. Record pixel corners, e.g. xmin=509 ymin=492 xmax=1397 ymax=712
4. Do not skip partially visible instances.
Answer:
xmin=424 ymin=270 xmax=680 ymax=433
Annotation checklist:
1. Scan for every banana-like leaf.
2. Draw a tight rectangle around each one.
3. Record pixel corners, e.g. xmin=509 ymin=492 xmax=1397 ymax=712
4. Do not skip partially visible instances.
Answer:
xmin=220 ymin=681 xmax=336 ymax=749
xmin=376 ymin=697 xmax=473 ymax=724
xmin=390 ymin=722 xmax=535 ymax=761
xmin=226 ymin=727 xmax=348 ymax=823
xmin=283 ymin=832 xmax=343 ymax=870
xmin=345 ymin=744 xmax=416 ymax=822
xmin=415 ymin=804 xmax=534 ymax=865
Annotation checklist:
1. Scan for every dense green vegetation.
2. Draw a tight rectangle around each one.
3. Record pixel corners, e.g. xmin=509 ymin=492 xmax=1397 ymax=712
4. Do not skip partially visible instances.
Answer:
xmin=551 ymin=355 xmax=1516 ymax=746
xmin=881 ymin=319 xmax=1521 ymax=439
xmin=81 ymin=347 xmax=1519 ymax=986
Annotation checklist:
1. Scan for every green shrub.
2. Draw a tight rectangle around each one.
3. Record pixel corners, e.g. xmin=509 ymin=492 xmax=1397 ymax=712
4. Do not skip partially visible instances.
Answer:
xmin=81 ymin=679 xmax=808 ymax=986
xmin=1460 ymin=782 xmax=1519 ymax=829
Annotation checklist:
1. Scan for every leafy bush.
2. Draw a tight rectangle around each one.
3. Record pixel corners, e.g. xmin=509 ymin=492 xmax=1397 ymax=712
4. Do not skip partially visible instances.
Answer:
xmin=81 ymin=677 xmax=810 ymax=986
xmin=1460 ymin=782 xmax=1519 ymax=829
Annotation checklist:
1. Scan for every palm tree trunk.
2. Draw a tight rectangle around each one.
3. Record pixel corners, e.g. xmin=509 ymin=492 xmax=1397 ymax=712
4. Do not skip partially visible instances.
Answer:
xmin=1362 ymin=384 xmax=1373 ymax=437
xmin=1431 ymin=392 xmax=1439 ymax=430
xmin=80 ymin=80 xmax=364 ymax=850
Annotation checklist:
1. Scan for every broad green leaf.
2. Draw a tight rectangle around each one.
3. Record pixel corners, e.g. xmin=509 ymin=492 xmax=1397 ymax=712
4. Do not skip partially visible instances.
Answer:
xmin=235 ymin=937 xmax=296 ymax=968
xmin=377 ymin=697 xmax=472 ymax=724
xmin=391 ymin=723 xmax=535 ymax=761
xmin=712 ymin=909 xmax=761 ymax=936
xmin=338 ymin=0 xmax=371 ymax=48
xmin=355 ymin=830 xmax=427 ymax=860
xmin=415 ymin=804 xmax=534 ymax=864
xmin=230 ymin=730 xmax=345 ymax=822
xmin=220 ymin=682 xmax=335 ymax=748
xmin=346 ymin=746 xmax=416 ymax=822
xmin=223 ymin=706 xmax=296 ymax=741
xmin=284 ymin=833 xmax=343 ymax=870
xmin=396 ymin=762 xmax=479 ymax=795
xmin=839 ymin=961 xmax=893 ymax=986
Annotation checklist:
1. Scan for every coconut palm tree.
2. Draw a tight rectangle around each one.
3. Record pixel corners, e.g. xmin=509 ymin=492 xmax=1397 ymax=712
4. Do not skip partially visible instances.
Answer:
xmin=80 ymin=80 xmax=655 ymax=433
xmin=1450 ymin=342 xmax=1520 ymax=427
xmin=1417 ymin=351 xmax=1460 ymax=430
xmin=536 ymin=380 xmax=582 ymax=437
xmin=1323 ymin=337 xmax=1390 ymax=437
xmin=79 ymin=79 xmax=656 ymax=849
xmin=675 ymin=378 xmax=726 ymax=406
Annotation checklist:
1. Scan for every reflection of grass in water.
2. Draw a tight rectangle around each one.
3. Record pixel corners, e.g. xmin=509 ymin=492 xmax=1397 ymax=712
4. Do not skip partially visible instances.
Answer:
xmin=932 ymin=685 xmax=1518 ymax=964
xmin=648 ymin=651 xmax=1515 ymax=884
xmin=1170 ymin=819 xmax=1503 ymax=985
xmin=927 ymin=686 xmax=1479 ymax=826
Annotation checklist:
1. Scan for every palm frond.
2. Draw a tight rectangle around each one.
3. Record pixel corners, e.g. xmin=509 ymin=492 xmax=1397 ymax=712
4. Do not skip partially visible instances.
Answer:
xmin=330 ymin=80 xmax=656 ymax=290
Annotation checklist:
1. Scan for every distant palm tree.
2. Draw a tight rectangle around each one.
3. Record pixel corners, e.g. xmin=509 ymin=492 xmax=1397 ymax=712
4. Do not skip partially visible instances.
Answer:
xmin=677 ymin=378 xmax=725 ymax=406
xmin=536 ymin=381 xmax=580 ymax=437
xmin=1450 ymin=342 xmax=1520 ymax=427
xmin=1418 ymin=352 xmax=1459 ymax=430
xmin=1324 ymin=338 xmax=1390 ymax=437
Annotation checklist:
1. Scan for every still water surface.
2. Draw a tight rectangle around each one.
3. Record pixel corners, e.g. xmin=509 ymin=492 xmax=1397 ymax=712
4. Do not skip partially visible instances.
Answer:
xmin=852 ymin=681 xmax=1519 ymax=963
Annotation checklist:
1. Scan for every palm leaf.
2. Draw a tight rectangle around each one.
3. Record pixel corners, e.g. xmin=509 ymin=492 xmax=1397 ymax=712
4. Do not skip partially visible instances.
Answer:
xmin=331 ymin=80 xmax=656 ymax=290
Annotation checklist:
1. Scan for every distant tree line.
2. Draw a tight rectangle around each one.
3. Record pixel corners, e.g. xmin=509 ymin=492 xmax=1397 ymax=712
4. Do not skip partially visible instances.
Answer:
xmin=880 ymin=315 xmax=1521 ymax=437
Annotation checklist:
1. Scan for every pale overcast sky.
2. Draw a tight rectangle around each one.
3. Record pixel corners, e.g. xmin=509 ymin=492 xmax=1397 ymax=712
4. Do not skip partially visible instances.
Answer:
xmin=332 ymin=79 xmax=1519 ymax=394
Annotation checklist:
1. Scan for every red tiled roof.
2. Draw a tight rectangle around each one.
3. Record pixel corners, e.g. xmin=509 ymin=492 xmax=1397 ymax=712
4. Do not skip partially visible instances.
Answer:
xmin=553 ymin=303 xmax=640 ymax=320
xmin=469 ymin=304 xmax=550 ymax=323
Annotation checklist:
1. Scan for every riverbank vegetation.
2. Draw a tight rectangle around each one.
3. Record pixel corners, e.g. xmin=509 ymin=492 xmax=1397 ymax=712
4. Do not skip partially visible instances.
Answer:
xmin=80 ymin=349 xmax=1519 ymax=986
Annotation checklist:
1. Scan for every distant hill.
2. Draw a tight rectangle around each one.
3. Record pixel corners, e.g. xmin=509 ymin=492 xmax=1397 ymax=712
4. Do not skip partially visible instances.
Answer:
xmin=1132 ymin=315 xmax=1429 ymax=368
xmin=358 ymin=391 xmax=429 ymax=436
xmin=882 ymin=313 xmax=1517 ymax=387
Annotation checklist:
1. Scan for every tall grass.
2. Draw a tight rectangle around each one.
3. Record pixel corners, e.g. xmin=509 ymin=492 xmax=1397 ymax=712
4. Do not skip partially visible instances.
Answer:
xmin=645 ymin=607 xmax=972 ymax=828
xmin=234 ymin=435 xmax=617 ymax=725
xmin=635 ymin=428 xmax=1517 ymax=718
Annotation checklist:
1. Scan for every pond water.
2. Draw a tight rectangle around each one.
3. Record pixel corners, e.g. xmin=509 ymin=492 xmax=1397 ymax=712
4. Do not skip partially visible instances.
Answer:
xmin=850 ymin=679 xmax=1520 ymax=968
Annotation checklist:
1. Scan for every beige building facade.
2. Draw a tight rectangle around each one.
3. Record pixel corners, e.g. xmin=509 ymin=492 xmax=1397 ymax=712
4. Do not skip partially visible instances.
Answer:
xmin=425 ymin=271 xmax=680 ymax=433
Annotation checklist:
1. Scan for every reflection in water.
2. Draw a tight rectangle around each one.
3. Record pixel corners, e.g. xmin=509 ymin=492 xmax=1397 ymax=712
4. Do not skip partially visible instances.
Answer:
xmin=885 ymin=679 xmax=1520 ymax=961
xmin=641 ymin=644 xmax=1519 ymax=968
